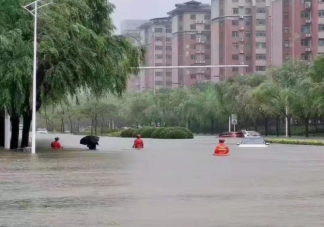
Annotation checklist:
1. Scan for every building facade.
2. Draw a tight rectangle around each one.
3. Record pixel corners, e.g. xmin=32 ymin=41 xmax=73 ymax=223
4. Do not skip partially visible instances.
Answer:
xmin=211 ymin=0 xmax=324 ymax=81
xmin=168 ymin=1 xmax=212 ymax=88
xmin=138 ymin=17 xmax=173 ymax=92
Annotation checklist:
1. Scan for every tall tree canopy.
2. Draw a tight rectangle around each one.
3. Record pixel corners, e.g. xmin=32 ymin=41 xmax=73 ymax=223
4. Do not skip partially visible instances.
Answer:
xmin=0 ymin=0 xmax=145 ymax=149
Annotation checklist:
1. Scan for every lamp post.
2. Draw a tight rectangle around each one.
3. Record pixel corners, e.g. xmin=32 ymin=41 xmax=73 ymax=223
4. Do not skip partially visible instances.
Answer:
xmin=23 ymin=0 xmax=52 ymax=154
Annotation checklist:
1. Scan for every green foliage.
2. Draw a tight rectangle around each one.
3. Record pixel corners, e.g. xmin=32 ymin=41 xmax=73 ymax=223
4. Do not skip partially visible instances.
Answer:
xmin=165 ymin=130 xmax=188 ymax=139
xmin=120 ymin=128 xmax=136 ymax=138
xmin=266 ymin=139 xmax=324 ymax=146
xmin=173 ymin=127 xmax=194 ymax=139
xmin=132 ymin=128 xmax=144 ymax=137
xmin=159 ymin=128 xmax=174 ymax=139
xmin=107 ymin=131 xmax=122 ymax=137
xmin=140 ymin=127 xmax=155 ymax=138
xmin=151 ymin=127 xmax=165 ymax=138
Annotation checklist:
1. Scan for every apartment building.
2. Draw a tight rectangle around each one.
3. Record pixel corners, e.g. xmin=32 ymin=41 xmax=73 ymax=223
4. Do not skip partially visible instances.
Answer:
xmin=168 ymin=1 xmax=212 ymax=88
xmin=211 ymin=0 xmax=324 ymax=82
xmin=138 ymin=17 xmax=173 ymax=92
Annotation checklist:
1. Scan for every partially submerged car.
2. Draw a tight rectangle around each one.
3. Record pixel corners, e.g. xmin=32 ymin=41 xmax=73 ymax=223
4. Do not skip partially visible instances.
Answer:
xmin=237 ymin=136 xmax=269 ymax=147
xmin=218 ymin=131 xmax=244 ymax=138
xmin=241 ymin=130 xmax=261 ymax=137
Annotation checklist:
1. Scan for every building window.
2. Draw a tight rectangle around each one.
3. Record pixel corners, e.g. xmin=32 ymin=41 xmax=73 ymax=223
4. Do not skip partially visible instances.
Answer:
xmin=155 ymin=46 xmax=163 ymax=50
xmin=319 ymin=11 xmax=324 ymax=17
xmin=301 ymin=39 xmax=309 ymax=46
xmin=205 ymin=54 xmax=210 ymax=59
xmin=190 ymin=74 xmax=196 ymax=79
xmin=155 ymin=54 xmax=163 ymax=59
xmin=166 ymin=29 xmax=172 ymax=33
xmin=166 ymin=81 xmax=172 ymax=86
xmin=257 ymin=19 xmax=266 ymax=26
xmin=301 ymin=25 xmax=311 ymax=33
xmin=256 ymin=42 xmax=266 ymax=49
xmin=232 ymin=67 xmax=238 ymax=72
xmin=155 ymin=63 xmax=163 ymax=66
xmin=301 ymin=54 xmax=309 ymax=60
xmin=257 ymin=8 xmax=266 ymax=13
xmin=204 ymin=14 xmax=210 ymax=20
xmin=232 ymin=31 xmax=239 ymax=37
xmin=179 ymin=25 xmax=183 ymax=31
xmin=232 ymin=54 xmax=239 ymax=60
xmin=191 ymin=34 xmax=196 ymax=39
xmin=245 ymin=8 xmax=251 ymax=14
xmin=191 ymin=55 xmax=196 ymax=59
xmin=205 ymin=44 xmax=210 ymax=49
xmin=190 ymin=44 xmax=196 ymax=49
xmin=301 ymin=12 xmax=310 ymax=18
xmin=155 ymin=37 xmax=163 ymax=41
xmin=204 ymin=25 xmax=210 ymax=30
xmin=155 ymin=81 xmax=163 ymax=85
xmin=166 ymin=72 xmax=172 ymax=76
xmin=256 ymin=66 xmax=266 ymax=71
xmin=232 ymin=8 xmax=239 ymax=14
xmin=155 ymin=72 xmax=163 ymax=76
xmin=232 ymin=20 xmax=238 ymax=25
xmin=246 ymin=20 xmax=251 ymax=26
xmin=190 ymin=24 xmax=196 ymax=30
xmin=284 ymin=27 xmax=289 ymax=33
xmin=246 ymin=31 xmax=251 ymax=38
xmin=284 ymin=13 xmax=289 ymax=19
xmin=166 ymin=55 xmax=172 ymax=59
xmin=256 ymin=31 xmax=266 ymax=37
xmin=246 ymin=55 xmax=251 ymax=61
xmin=319 ymin=24 xmax=324 ymax=31
xmin=166 ymin=38 xmax=171 ymax=42
xmin=319 ymin=39 xmax=324 ymax=46
xmin=166 ymin=46 xmax=172 ymax=50
xmin=256 ymin=54 xmax=266 ymax=60
xmin=233 ymin=43 xmax=239 ymax=49
xmin=245 ymin=44 xmax=251 ymax=50
xmin=190 ymin=14 xmax=196 ymax=20
xmin=284 ymin=41 xmax=289 ymax=47
xmin=154 ymin=28 xmax=163 ymax=33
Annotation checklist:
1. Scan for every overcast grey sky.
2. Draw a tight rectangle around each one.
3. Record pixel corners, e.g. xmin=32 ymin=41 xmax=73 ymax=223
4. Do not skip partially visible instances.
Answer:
xmin=110 ymin=0 xmax=209 ymax=33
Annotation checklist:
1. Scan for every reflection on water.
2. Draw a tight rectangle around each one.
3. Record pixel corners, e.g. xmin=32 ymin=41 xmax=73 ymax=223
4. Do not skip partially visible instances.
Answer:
xmin=1 ymin=135 xmax=324 ymax=226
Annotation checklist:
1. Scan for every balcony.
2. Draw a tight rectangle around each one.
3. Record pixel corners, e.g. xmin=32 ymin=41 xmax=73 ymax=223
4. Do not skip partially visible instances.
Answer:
xmin=305 ymin=2 xmax=311 ymax=9
xmin=239 ymin=27 xmax=245 ymax=31
xmin=305 ymin=33 xmax=312 ymax=38
xmin=239 ymin=38 xmax=244 ymax=42
xmin=196 ymin=39 xmax=205 ymax=43
xmin=305 ymin=47 xmax=311 ymax=52
xmin=195 ymin=20 xmax=205 ymax=24
xmin=195 ymin=60 xmax=206 ymax=64
xmin=196 ymin=50 xmax=205 ymax=54
xmin=305 ymin=19 xmax=312 ymax=24
xmin=239 ymin=49 xmax=245 ymax=54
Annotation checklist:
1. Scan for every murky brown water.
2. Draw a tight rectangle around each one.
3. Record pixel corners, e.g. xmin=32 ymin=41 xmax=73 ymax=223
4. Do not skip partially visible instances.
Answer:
xmin=1 ymin=135 xmax=324 ymax=226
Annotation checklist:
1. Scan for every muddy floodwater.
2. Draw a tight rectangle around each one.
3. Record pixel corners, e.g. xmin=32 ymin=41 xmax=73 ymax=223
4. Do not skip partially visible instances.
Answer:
xmin=1 ymin=135 xmax=324 ymax=226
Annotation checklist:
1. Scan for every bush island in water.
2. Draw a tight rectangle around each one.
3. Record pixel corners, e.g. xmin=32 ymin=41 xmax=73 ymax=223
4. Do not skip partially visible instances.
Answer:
xmin=120 ymin=127 xmax=194 ymax=139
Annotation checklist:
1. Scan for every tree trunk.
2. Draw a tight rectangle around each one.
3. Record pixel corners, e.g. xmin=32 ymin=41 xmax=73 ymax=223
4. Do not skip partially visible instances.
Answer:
xmin=304 ymin=117 xmax=309 ymax=138
xmin=10 ymin=113 xmax=20 ymax=150
xmin=0 ymin=109 xmax=4 ymax=147
xmin=101 ymin=118 xmax=104 ymax=135
xmin=211 ymin=117 xmax=215 ymax=135
xmin=288 ymin=116 xmax=292 ymax=137
xmin=68 ymin=116 xmax=73 ymax=134
xmin=61 ymin=117 xmax=64 ymax=133
xmin=315 ymin=119 xmax=318 ymax=133
xmin=91 ymin=118 xmax=94 ymax=135
xmin=264 ymin=118 xmax=268 ymax=136
xmin=21 ymin=110 xmax=32 ymax=148
xmin=77 ymin=121 xmax=80 ymax=133
xmin=276 ymin=117 xmax=280 ymax=137
xmin=94 ymin=115 xmax=98 ymax=136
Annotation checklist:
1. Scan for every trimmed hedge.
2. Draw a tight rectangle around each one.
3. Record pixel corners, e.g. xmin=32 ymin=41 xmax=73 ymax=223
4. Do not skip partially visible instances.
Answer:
xmin=140 ymin=127 xmax=155 ymax=138
xmin=165 ymin=130 xmax=188 ymax=139
xmin=107 ymin=131 xmax=122 ymax=137
xmin=132 ymin=128 xmax=144 ymax=137
xmin=120 ymin=127 xmax=194 ymax=139
xmin=151 ymin=127 xmax=165 ymax=138
xmin=266 ymin=138 xmax=324 ymax=146
xmin=120 ymin=128 xmax=136 ymax=137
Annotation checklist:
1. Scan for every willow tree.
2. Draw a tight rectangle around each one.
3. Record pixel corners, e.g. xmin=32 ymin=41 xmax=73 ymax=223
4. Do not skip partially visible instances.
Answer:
xmin=0 ymin=0 xmax=144 ymax=149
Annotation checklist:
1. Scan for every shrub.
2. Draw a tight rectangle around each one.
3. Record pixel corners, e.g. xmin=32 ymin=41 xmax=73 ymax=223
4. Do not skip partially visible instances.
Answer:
xmin=165 ymin=130 xmax=188 ymax=139
xmin=159 ymin=127 xmax=174 ymax=139
xmin=107 ymin=131 xmax=122 ymax=137
xmin=265 ymin=139 xmax=324 ymax=146
xmin=151 ymin=127 xmax=165 ymax=138
xmin=140 ymin=127 xmax=156 ymax=138
xmin=132 ymin=128 xmax=144 ymax=137
xmin=173 ymin=127 xmax=194 ymax=139
xmin=120 ymin=128 xmax=136 ymax=138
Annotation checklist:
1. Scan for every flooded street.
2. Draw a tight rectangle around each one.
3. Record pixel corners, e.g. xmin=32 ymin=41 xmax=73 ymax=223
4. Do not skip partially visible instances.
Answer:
xmin=1 ymin=135 xmax=324 ymax=226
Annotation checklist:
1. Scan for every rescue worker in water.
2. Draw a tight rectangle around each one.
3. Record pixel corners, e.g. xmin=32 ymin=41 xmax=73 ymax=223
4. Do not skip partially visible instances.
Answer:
xmin=133 ymin=135 xmax=144 ymax=149
xmin=214 ymin=139 xmax=229 ymax=155
xmin=51 ymin=137 xmax=63 ymax=150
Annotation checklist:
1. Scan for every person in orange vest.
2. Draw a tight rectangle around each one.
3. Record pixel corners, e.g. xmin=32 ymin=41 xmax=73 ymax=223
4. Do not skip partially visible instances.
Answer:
xmin=51 ymin=137 xmax=63 ymax=150
xmin=133 ymin=135 xmax=144 ymax=149
xmin=214 ymin=139 xmax=229 ymax=155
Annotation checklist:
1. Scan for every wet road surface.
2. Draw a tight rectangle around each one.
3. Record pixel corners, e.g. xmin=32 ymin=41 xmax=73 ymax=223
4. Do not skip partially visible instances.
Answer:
xmin=1 ymin=134 xmax=324 ymax=226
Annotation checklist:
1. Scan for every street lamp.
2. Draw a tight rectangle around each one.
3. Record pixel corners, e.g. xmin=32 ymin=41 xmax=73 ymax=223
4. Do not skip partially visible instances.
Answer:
xmin=23 ymin=0 xmax=53 ymax=154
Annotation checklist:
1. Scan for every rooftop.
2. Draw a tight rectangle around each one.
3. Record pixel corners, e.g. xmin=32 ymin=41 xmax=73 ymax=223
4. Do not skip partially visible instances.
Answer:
xmin=167 ymin=0 xmax=211 ymax=16
xmin=138 ymin=17 xmax=172 ymax=30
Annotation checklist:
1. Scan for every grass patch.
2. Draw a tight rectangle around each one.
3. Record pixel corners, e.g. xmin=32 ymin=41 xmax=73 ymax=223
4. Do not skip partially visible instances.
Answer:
xmin=266 ymin=138 xmax=324 ymax=146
